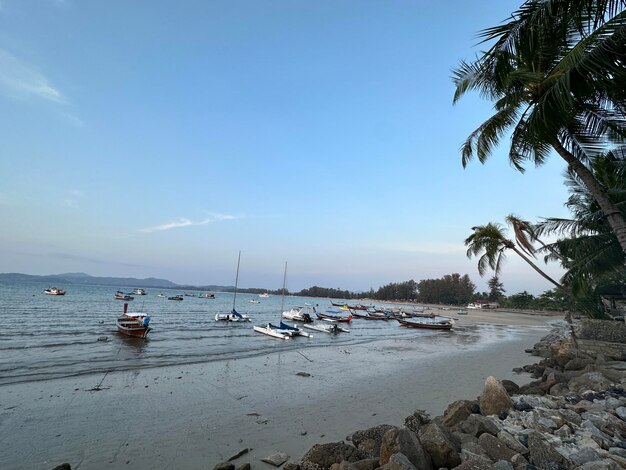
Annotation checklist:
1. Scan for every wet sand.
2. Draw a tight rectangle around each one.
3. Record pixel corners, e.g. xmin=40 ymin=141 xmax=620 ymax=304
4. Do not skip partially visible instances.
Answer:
xmin=0 ymin=310 xmax=559 ymax=469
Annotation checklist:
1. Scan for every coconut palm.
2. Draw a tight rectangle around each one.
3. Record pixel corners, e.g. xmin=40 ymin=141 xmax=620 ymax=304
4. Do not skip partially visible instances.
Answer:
xmin=465 ymin=223 xmax=562 ymax=288
xmin=538 ymin=151 xmax=626 ymax=293
xmin=453 ymin=0 xmax=626 ymax=253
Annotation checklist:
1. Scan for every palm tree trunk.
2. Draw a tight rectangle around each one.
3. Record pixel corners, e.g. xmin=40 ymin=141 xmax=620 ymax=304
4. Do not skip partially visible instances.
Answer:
xmin=511 ymin=246 xmax=563 ymax=288
xmin=553 ymin=140 xmax=626 ymax=255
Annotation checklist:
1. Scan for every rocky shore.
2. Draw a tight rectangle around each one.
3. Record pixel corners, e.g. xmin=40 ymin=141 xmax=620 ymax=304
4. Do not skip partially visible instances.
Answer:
xmin=211 ymin=319 xmax=626 ymax=470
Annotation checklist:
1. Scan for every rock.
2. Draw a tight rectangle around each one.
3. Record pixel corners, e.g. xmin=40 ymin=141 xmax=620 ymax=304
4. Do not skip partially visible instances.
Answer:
xmin=236 ymin=464 xmax=251 ymax=470
xmin=52 ymin=465 xmax=71 ymax=470
xmin=501 ymin=380 xmax=520 ymax=395
xmin=479 ymin=376 xmax=513 ymax=416
xmin=213 ymin=464 xmax=235 ymax=470
xmin=351 ymin=459 xmax=379 ymax=470
xmin=493 ymin=461 xmax=515 ymax=470
xmin=284 ymin=464 xmax=300 ymax=470
xmin=227 ymin=448 xmax=249 ymax=461
xmin=329 ymin=462 xmax=357 ymax=470
xmin=565 ymin=357 xmax=592 ymax=371
xmin=443 ymin=400 xmax=473 ymax=428
xmin=97 ymin=336 xmax=108 ymax=342
xmin=378 ymin=453 xmax=418 ymax=470
xmin=460 ymin=444 xmax=492 ymax=463
xmin=404 ymin=409 xmax=431 ymax=434
xmin=477 ymin=433 xmax=518 ymax=461
xmin=459 ymin=414 xmax=499 ymax=437
xmin=610 ymin=448 xmax=626 ymax=459
xmin=453 ymin=458 xmax=494 ymax=470
xmin=297 ymin=372 xmax=311 ymax=377
xmin=569 ymin=372 xmax=613 ymax=393
xmin=261 ymin=452 xmax=289 ymax=467
xmin=568 ymin=447 xmax=606 ymax=467
xmin=379 ymin=427 xmax=432 ymax=470
xmin=517 ymin=384 xmax=546 ymax=396
xmin=577 ymin=460 xmax=621 ymax=469
xmin=550 ymin=383 xmax=571 ymax=396
xmin=554 ymin=424 xmax=573 ymax=439
xmin=418 ymin=421 xmax=461 ymax=468
xmin=497 ymin=430 xmax=528 ymax=456
xmin=616 ymin=407 xmax=626 ymax=421
xmin=350 ymin=425 xmax=396 ymax=458
xmin=527 ymin=431 xmax=571 ymax=469
xmin=301 ymin=443 xmax=365 ymax=470
xmin=510 ymin=453 xmax=529 ymax=468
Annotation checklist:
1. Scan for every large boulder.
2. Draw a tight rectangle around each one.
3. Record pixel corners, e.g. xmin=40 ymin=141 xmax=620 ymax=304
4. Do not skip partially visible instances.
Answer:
xmin=480 ymin=377 xmax=513 ymax=416
xmin=350 ymin=425 xmax=396 ymax=458
xmin=442 ymin=400 xmax=474 ymax=429
xmin=501 ymin=380 xmax=520 ymax=395
xmin=380 ymin=427 xmax=433 ymax=470
xmin=418 ymin=421 xmax=461 ymax=468
xmin=301 ymin=442 xmax=366 ymax=470
xmin=404 ymin=410 xmax=431 ymax=435
xmin=527 ymin=431 xmax=572 ymax=470
xmin=459 ymin=414 xmax=500 ymax=437
xmin=477 ymin=433 xmax=518 ymax=462
xmin=378 ymin=453 xmax=418 ymax=470
xmin=568 ymin=372 xmax=613 ymax=394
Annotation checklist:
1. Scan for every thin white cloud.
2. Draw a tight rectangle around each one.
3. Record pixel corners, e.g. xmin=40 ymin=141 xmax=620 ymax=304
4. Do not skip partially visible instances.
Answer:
xmin=140 ymin=213 xmax=242 ymax=233
xmin=0 ymin=49 xmax=65 ymax=103
xmin=64 ymin=189 xmax=84 ymax=208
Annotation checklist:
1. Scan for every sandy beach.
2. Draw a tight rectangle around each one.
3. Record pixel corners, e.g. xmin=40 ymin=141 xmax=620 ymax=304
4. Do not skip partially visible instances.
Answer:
xmin=0 ymin=310 xmax=560 ymax=469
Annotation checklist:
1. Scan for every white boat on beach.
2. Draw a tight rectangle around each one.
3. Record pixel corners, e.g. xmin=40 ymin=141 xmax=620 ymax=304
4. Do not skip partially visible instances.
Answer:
xmin=302 ymin=322 xmax=350 ymax=334
xmin=282 ymin=306 xmax=315 ymax=322
xmin=253 ymin=324 xmax=291 ymax=339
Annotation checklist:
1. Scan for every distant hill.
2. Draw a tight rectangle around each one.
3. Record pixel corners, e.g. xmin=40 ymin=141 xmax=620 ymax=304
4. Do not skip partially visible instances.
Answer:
xmin=0 ymin=272 xmax=179 ymax=288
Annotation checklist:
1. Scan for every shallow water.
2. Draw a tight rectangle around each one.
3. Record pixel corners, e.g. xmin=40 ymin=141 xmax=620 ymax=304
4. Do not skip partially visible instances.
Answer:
xmin=0 ymin=281 xmax=535 ymax=385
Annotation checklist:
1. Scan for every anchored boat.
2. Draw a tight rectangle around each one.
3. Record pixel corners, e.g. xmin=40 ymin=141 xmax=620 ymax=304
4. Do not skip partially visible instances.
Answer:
xmin=117 ymin=303 xmax=151 ymax=338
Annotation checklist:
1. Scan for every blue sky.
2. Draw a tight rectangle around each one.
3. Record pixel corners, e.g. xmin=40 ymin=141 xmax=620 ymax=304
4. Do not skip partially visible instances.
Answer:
xmin=0 ymin=0 xmax=571 ymax=294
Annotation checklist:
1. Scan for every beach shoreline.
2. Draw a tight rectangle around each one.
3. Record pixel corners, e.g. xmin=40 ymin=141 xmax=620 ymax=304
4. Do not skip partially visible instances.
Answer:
xmin=0 ymin=311 xmax=560 ymax=469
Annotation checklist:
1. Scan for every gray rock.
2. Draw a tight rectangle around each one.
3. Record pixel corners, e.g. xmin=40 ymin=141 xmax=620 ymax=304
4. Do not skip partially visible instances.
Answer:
xmin=227 ymin=448 xmax=250 ymax=461
xmin=213 ymin=464 xmax=235 ymax=470
xmin=261 ymin=452 xmax=289 ymax=467
xmin=550 ymin=383 xmax=571 ymax=396
xmin=443 ymin=400 xmax=473 ymax=428
xmin=615 ymin=406 xmax=626 ymax=420
xmin=577 ymin=460 xmax=621 ymax=469
xmin=565 ymin=357 xmax=592 ymax=371
xmin=301 ymin=443 xmax=365 ymax=470
xmin=329 ymin=462 xmax=357 ymax=470
xmin=236 ymin=464 xmax=251 ymax=470
xmin=380 ymin=427 xmax=432 ymax=470
xmin=460 ymin=447 xmax=493 ymax=464
xmin=452 ymin=458 xmax=494 ymax=470
xmin=404 ymin=409 xmax=431 ymax=434
xmin=497 ymin=430 xmax=528 ymax=456
xmin=351 ymin=459 xmax=379 ymax=470
xmin=609 ymin=447 xmax=626 ymax=458
xmin=480 ymin=376 xmax=513 ymax=416
xmin=493 ymin=461 xmax=514 ymax=470
xmin=501 ymin=380 xmax=520 ymax=395
xmin=554 ymin=424 xmax=573 ymax=439
xmin=350 ymin=425 xmax=396 ymax=458
xmin=418 ymin=421 xmax=461 ymax=468
xmin=568 ymin=447 xmax=606 ymax=466
xmin=52 ymin=465 xmax=71 ymax=470
xmin=459 ymin=414 xmax=499 ymax=437
xmin=477 ymin=433 xmax=517 ymax=462
xmin=569 ymin=372 xmax=613 ymax=393
xmin=284 ymin=464 xmax=300 ymax=470
xmin=510 ymin=453 xmax=529 ymax=468
xmin=97 ymin=336 xmax=108 ymax=342
xmin=557 ymin=408 xmax=583 ymax=426
xmin=527 ymin=431 xmax=571 ymax=470
xmin=378 ymin=453 xmax=418 ymax=470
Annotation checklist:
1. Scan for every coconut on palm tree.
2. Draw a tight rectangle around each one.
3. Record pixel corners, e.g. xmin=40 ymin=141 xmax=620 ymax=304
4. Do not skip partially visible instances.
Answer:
xmin=453 ymin=0 xmax=626 ymax=253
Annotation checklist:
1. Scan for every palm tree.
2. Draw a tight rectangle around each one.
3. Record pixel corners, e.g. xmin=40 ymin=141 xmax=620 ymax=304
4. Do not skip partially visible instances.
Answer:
xmin=465 ymin=223 xmax=562 ymax=288
xmin=538 ymin=151 xmax=626 ymax=294
xmin=453 ymin=0 xmax=626 ymax=253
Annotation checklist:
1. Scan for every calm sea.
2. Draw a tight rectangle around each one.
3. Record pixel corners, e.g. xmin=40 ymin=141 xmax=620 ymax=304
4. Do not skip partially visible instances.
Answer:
xmin=0 ymin=281 xmax=504 ymax=386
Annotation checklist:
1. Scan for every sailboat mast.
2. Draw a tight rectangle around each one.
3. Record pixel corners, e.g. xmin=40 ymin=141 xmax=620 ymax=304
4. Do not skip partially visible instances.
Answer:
xmin=280 ymin=261 xmax=287 ymax=313
xmin=232 ymin=251 xmax=241 ymax=311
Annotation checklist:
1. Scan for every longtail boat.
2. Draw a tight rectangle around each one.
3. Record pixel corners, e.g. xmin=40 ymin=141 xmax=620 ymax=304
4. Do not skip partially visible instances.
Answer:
xmin=396 ymin=317 xmax=453 ymax=330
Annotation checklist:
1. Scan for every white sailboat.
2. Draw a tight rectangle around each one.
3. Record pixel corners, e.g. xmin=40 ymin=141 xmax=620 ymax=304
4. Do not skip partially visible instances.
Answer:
xmin=215 ymin=251 xmax=251 ymax=322
xmin=254 ymin=262 xmax=310 ymax=339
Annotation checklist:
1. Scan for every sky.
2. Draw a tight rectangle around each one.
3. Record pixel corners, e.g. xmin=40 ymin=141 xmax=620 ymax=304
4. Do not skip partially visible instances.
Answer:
xmin=0 ymin=0 xmax=572 ymax=295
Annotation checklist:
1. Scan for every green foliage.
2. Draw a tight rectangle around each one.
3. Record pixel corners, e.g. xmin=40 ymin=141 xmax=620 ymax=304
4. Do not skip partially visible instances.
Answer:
xmin=373 ymin=280 xmax=418 ymax=301
xmin=416 ymin=273 xmax=476 ymax=305
xmin=487 ymin=276 xmax=506 ymax=301
xmin=296 ymin=286 xmax=361 ymax=299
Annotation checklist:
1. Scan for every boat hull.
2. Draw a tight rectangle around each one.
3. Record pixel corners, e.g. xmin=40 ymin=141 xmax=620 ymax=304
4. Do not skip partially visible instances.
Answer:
xmin=396 ymin=318 xmax=453 ymax=330
xmin=253 ymin=325 xmax=290 ymax=339
xmin=117 ymin=325 xmax=150 ymax=338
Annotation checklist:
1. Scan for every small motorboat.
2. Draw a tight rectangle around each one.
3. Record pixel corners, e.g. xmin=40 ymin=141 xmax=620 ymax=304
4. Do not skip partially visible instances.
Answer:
xmin=215 ymin=309 xmax=251 ymax=322
xmin=168 ymin=295 xmax=183 ymax=301
xmin=115 ymin=290 xmax=134 ymax=301
xmin=258 ymin=293 xmax=270 ymax=298
xmin=316 ymin=311 xmax=352 ymax=323
xmin=44 ymin=287 xmax=66 ymax=296
xmin=302 ymin=322 xmax=350 ymax=334
xmin=351 ymin=310 xmax=392 ymax=320
xmin=117 ymin=302 xmax=151 ymax=338
xmin=253 ymin=324 xmax=291 ymax=339
xmin=132 ymin=288 xmax=147 ymax=295
xmin=157 ymin=293 xmax=166 ymax=298
xmin=396 ymin=317 xmax=454 ymax=330
xmin=249 ymin=299 xmax=260 ymax=304
xmin=271 ymin=321 xmax=312 ymax=338
xmin=184 ymin=293 xmax=196 ymax=297
xmin=201 ymin=293 xmax=215 ymax=299
xmin=282 ymin=306 xmax=314 ymax=323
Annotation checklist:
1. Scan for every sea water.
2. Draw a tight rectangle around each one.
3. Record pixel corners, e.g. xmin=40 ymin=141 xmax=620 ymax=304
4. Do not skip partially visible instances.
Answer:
xmin=0 ymin=281 xmax=471 ymax=386
xmin=0 ymin=280 xmax=540 ymax=387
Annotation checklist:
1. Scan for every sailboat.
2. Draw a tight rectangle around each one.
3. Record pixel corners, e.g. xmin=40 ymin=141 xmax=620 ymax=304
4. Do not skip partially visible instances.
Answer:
xmin=215 ymin=251 xmax=251 ymax=322
xmin=253 ymin=262 xmax=310 ymax=339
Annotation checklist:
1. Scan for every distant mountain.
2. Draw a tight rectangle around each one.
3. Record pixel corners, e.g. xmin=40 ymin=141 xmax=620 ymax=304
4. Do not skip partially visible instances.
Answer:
xmin=0 ymin=272 xmax=179 ymax=288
